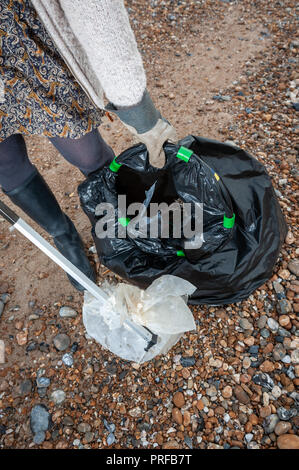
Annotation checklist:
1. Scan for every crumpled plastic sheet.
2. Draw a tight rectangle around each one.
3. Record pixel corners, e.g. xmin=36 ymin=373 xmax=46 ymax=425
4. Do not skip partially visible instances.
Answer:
xmin=82 ymin=275 xmax=197 ymax=363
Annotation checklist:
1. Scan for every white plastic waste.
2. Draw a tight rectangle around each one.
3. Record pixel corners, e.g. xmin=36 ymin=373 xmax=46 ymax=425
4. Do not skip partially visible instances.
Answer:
xmin=82 ymin=275 xmax=197 ymax=363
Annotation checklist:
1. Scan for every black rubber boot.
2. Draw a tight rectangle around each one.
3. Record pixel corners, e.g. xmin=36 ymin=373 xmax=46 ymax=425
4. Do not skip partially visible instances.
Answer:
xmin=4 ymin=168 xmax=96 ymax=291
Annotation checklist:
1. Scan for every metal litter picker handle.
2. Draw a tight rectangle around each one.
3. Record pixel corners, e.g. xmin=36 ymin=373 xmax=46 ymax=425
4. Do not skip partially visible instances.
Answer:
xmin=0 ymin=200 xmax=157 ymax=351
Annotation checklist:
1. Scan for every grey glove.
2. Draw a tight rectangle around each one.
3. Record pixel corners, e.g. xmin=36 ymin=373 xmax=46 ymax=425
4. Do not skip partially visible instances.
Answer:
xmin=105 ymin=89 xmax=177 ymax=168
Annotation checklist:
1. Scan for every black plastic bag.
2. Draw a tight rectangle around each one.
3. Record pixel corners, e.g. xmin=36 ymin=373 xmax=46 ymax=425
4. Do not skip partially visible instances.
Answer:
xmin=78 ymin=135 xmax=287 ymax=305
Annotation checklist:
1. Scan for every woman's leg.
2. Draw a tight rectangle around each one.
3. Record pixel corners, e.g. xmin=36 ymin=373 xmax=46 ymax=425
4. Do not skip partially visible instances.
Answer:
xmin=0 ymin=134 xmax=37 ymax=192
xmin=0 ymin=133 xmax=95 ymax=291
xmin=48 ymin=128 xmax=115 ymax=175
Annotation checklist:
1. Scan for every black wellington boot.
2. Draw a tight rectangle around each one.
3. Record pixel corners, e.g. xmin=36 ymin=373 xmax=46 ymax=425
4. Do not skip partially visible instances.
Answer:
xmin=4 ymin=168 xmax=96 ymax=291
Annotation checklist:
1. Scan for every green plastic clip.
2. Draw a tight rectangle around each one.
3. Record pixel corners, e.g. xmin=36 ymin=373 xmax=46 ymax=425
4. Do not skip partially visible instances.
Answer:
xmin=176 ymin=250 xmax=186 ymax=257
xmin=109 ymin=157 xmax=122 ymax=172
xmin=118 ymin=217 xmax=130 ymax=227
xmin=223 ymin=213 xmax=235 ymax=229
xmin=176 ymin=146 xmax=193 ymax=162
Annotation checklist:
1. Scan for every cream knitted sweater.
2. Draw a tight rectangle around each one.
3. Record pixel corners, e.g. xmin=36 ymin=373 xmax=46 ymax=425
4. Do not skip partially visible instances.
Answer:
xmin=31 ymin=0 xmax=147 ymax=109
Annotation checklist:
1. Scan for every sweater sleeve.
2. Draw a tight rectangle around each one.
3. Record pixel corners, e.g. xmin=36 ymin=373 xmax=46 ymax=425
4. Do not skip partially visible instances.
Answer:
xmin=59 ymin=0 xmax=147 ymax=107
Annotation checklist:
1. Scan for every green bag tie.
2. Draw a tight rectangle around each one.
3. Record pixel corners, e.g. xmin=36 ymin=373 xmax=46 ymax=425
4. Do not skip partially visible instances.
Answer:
xmin=176 ymin=146 xmax=193 ymax=162
xmin=109 ymin=157 xmax=122 ymax=172
xmin=176 ymin=250 xmax=185 ymax=257
xmin=223 ymin=213 xmax=235 ymax=229
xmin=118 ymin=217 xmax=130 ymax=227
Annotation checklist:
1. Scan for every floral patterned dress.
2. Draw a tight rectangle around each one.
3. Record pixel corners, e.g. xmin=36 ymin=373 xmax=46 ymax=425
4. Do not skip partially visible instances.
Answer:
xmin=0 ymin=0 xmax=105 ymax=142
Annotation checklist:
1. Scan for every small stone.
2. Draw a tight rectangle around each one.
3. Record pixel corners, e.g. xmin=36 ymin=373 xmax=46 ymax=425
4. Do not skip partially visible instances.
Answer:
xmin=172 ymin=408 xmax=183 ymax=425
xmin=263 ymin=414 xmax=279 ymax=434
xmin=239 ymin=318 xmax=253 ymax=331
xmin=0 ymin=340 xmax=5 ymax=363
xmin=30 ymin=405 xmax=51 ymax=435
xmin=180 ymin=356 xmax=195 ymax=367
xmin=261 ymin=328 xmax=270 ymax=338
xmin=278 ymin=327 xmax=291 ymax=339
xmin=260 ymin=406 xmax=271 ymax=418
xmin=271 ymin=386 xmax=282 ymax=399
xmin=277 ymin=407 xmax=297 ymax=421
xmin=77 ymin=422 xmax=91 ymax=433
xmin=103 ymin=419 xmax=115 ymax=433
xmin=26 ymin=341 xmax=38 ymax=352
xmin=282 ymin=355 xmax=291 ymax=364
xmin=183 ymin=411 xmax=191 ymax=427
xmin=0 ymin=301 xmax=4 ymax=318
xmin=267 ymin=318 xmax=279 ymax=332
xmin=107 ymin=434 xmax=115 ymax=446
xmin=19 ymin=379 xmax=32 ymax=396
xmin=257 ymin=315 xmax=267 ymax=329
xmin=274 ymin=421 xmax=292 ymax=436
xmin=50 ymin=390 xmax=66 ymax=404
xmin=222 ymin=386 xmax=232 ymax=399
xmin=59 ymin=306 xmax=78 ymax=318
xmin=62 ymin=353 xmax=73 ymax=367
xmin=206 ymin=385 xmax=217 ymax=397
xmin=277 ymin=434 xmax=299 ymax=449
xmin=16 ymin=331 xmax=28 ymax=346
xmin=53 ymin=334 xmax=70 ymax=351
xmin=277 ymin=299 xmax=292 ymax=315
xmin=36 ymin=377 xmax=50 ymax=388
xmin=243 ymin=357 xmax=251 ymax=369
xmin=128 ymin=406 xmax=142 ymax=417
xmin=291 ymin=349 xmax=299 ymax=364
xmin=245 ymin=433 xmax=253 ymax=443
xmin=234 ymin=385 xmax=250 ymax=404
xmin=273 ymin=281 xmax=284 ymax=294
xmin=260 ymin=360 xmax=275 ymax=373
xmin=84 ymin=431 xmax=94 ymax=443
xmin=209 ymin=358 xmax=223 ymax=368
xmin=278 ymin=269 xmax=290 ymax=280
xmin=272 ymin=343 xmax=286 ymax=361
xmin=37 ymin=387 xmax=47 ymax=398
xmin=173 ymin=391 xmax=185 ymax=408
xmin=33 ymin=431 xmax=46 ymax=445
xmin=288 ymin=260 xmax=299 ymax=277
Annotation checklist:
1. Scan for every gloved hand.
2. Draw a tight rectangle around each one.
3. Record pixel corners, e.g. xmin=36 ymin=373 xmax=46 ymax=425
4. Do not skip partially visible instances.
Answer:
xmin=105 ymin=89 xmax=177 ymax=168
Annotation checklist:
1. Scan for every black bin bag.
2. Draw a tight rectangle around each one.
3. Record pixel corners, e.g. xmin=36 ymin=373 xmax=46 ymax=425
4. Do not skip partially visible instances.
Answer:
xmin=78 ymin=135 xmax=287 ymax=305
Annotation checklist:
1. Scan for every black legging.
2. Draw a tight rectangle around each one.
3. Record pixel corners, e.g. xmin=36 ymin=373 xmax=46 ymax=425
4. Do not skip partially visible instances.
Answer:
xmin=0 ymin=129 xmax=115 ymax=192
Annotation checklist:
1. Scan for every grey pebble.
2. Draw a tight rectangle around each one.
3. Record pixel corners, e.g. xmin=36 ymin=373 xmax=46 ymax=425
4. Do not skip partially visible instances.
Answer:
xmin=84 ymin=431 xmax=94 ymax=443
xmin=50 ymin=390 xmax=66 ymax=404
xmin=62 ymin=353 xmax=74 ymax=367
xmin=180 ymin=356 xmax=195 ymax=367
xmin=37 ymin=388 xmax=48 ymax=398
xmin=33 ymin=431 xmax=46 ymax=445
xmin=288 ymin=260 xmax=299 ymax=277
xmin=252 ymin=373 xmax=274 ymax=391
xmin=272 ymin=343 xmax=286 ymax=361
xmin=239 ymin=318 xmax=253 ymax=331
xmin=107 ymin=433 xmax=115 ymax=446
xmin=260 ymin=328 xmax=270 ymax=338
xmin=263 ymin=414 xmax=279 ymax=434
xmin=0 ymin=300 xmax=4 ymax=318
xmin=277 ymin=299 xmax=292 ymax=315
xmin=277 ymin=326 xmax=291 ymax=338
xmin=19 ymin=379 xmax=33 ymax=396
xmin=282 ymin=355 xmax=291 ymax=364
xmin=53 ymin=333 xmax=71 ymax=351
xmin=257 ymin=315 xmax=267 ymax=329
xmin=78 ymin=422 xmax=91 ymax=433
xmin=36 ymin=377 xmax=50 ymax=388
xmin=277 ymin=407 xmax=297 ymax=421
xmin=59 ymin=306 xmax=78 ymax=318
xmin=267 ymin=318 xmax=279 ymax=332
xmin=30 ymin=404 xmax=51 ymax=435
xmin=103 ymin=419 xmax=115 ymax=433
